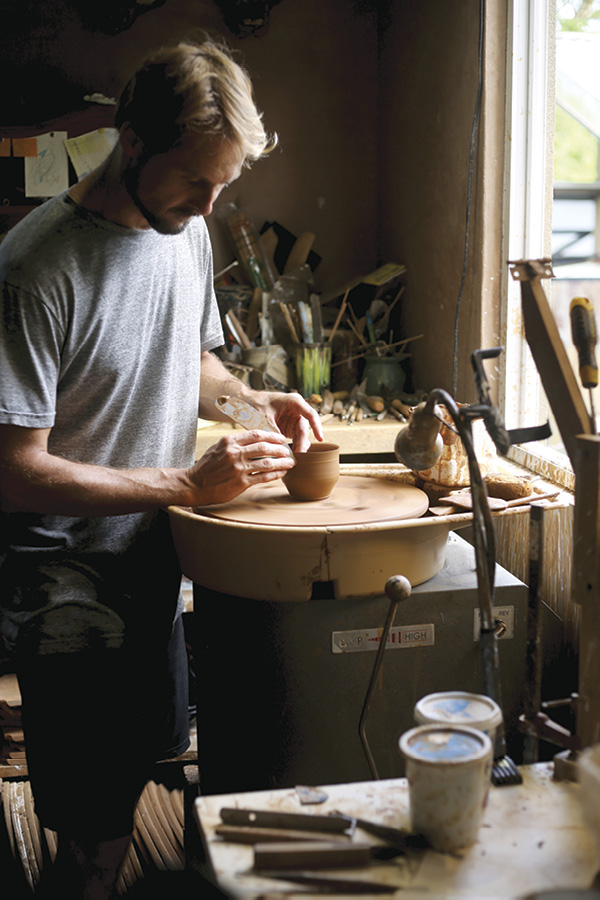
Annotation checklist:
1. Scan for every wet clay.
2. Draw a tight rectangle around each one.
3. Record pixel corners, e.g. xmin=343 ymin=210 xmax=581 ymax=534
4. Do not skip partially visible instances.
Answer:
xmin=194 ymin=474 xmax=429 ymax=527
xmin=282 ymin=442 xmax=340 ymax=501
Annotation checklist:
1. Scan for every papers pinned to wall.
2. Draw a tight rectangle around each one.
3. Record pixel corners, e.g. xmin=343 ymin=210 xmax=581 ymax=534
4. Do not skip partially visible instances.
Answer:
xmin=24 ymin=131 xmax=69 ymax=198
xmin=64 ymin=127 xmax=119 ymax=180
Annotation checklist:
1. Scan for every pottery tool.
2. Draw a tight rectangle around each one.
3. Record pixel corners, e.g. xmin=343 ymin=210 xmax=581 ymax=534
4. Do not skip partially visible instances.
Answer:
xmin=216 ymin=395 xmax=278 ymax=431
xmin=220 ymin=807 xmax=355 ymax=836
xmin=435 ymin=489 xmax=560 ymax=512
xmin=278 ymin=301 xmax=300 ymax=343
xmin=253 ymin=840 xmax=403 ymax=869
xmin=328 ymin=288 xmax=350 ymax=343
xmin=298 ymin=300 xmax=314 ymax=343
xmin=224 ymin=310 xmax=252 ymax=349
xmin=245 ymin=287 xmax=263 ymax=342
xmin=220 ymin=805 xmax=421 ymax=853
xmin=570 ymin=296 xmax=598 ymax=433
xmin=310 ymin=293 xmax=324 ymax=343
xmin=215 ymin=824 xmax=350 ymax=844
xmin=215 ymin=396 xmax=292 ymax=456
xmin=252 ymin=871 xmax=397 ymax=893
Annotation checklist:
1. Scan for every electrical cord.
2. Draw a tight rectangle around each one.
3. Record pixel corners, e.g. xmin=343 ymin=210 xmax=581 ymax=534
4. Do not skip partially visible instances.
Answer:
xmin=452 ymin=0 xmax=485 ymax=396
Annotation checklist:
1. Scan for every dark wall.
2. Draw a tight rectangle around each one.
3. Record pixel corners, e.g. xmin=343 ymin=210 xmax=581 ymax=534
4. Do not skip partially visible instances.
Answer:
xmin=1 ymin=0 xmax=506 ymax=396
xmin=1 ymin=0 xmax=380 ymax=294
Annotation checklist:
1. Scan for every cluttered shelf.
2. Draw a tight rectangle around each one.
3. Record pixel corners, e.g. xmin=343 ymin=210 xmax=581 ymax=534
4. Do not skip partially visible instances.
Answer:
xmin=214 ymin=206 xmax=418 ymax=413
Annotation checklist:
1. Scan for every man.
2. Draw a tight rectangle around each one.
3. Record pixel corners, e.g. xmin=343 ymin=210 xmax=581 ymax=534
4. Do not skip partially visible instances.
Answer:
xmin=0 ymin=36 xmax=322 ymax=899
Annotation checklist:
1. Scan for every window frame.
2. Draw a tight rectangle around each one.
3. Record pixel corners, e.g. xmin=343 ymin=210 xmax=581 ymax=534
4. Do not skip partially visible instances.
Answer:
xmin=499 ymin=0 xmax=574 ymax=488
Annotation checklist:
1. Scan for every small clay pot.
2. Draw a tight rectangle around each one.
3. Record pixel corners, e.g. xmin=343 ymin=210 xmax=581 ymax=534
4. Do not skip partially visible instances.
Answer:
xmin=282 ymin=442 xmax=340 ymax=501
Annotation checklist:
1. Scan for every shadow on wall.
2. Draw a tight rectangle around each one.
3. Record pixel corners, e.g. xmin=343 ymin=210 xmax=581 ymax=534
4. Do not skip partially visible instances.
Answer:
xmin=0 ymin=0 xmax=285 ymax=124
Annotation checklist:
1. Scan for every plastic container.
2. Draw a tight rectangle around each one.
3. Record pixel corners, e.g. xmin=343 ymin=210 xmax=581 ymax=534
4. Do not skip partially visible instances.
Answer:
xmin=399 ymin=723 xmax=493 ymax=852
xmin=414 ymin=691 xmax=503 ymax=747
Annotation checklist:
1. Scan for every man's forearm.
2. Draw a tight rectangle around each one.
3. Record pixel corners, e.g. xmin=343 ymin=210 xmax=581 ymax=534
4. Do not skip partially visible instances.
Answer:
xmin=0 ymin=450 xmax=196 ymax=516
xmin=199 ymin=350 xmax=265 ymax=421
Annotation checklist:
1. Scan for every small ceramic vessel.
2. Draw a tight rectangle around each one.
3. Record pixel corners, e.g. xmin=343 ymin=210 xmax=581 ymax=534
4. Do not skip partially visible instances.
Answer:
xmin=282 ymin=442 xmax=340 ymax=501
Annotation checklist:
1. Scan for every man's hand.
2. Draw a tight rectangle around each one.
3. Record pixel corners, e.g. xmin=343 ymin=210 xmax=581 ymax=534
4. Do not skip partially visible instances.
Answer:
xmin=185 ymin=429 xmax=295 ymax=506
xmin=248 ymin=391 xmax=324 ymax=453
xmin=199 ymin=351 xmax=323 ymax=453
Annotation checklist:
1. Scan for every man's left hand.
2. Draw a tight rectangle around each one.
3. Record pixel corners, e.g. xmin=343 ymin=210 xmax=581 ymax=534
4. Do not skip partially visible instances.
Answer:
xmin=252 ymin=391 xmax=323 ymax=453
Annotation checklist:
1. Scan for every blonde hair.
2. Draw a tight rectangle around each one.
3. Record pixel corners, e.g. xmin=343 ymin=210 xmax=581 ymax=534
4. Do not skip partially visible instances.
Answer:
xmin=115 ymin=35 xmax=277 ymax=165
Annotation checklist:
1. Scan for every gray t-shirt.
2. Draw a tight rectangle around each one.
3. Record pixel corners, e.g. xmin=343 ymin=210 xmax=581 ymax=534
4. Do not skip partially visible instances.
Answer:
xmin=0 ymin=192 xmax=224 ymax=653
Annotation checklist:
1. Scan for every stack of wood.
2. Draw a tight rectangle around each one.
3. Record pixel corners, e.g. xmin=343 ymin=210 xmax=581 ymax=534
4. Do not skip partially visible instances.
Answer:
xmin=0 ymin=674 xmax=25 ymax=770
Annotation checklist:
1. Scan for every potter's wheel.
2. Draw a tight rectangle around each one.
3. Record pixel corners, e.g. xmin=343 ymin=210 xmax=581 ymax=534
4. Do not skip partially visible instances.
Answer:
xmin=194 ymin=475 xmax=429 ymax=527
xmin=168 ymin=467 xmax=468 ymax=601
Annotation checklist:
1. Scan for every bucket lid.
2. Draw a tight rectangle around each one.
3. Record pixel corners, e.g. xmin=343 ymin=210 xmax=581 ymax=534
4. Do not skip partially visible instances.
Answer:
xmin=414 ymin=691 xmax=503 ymax=733
xmin=399 ymin=724 xmax=492 ymax=764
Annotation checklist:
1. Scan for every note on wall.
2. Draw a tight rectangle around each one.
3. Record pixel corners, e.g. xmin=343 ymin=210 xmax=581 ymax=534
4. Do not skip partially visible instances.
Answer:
xmin=24 ymin=131 xmax=68 ymax=198
xmin=65 ymin=128 xmax=119 ymax=179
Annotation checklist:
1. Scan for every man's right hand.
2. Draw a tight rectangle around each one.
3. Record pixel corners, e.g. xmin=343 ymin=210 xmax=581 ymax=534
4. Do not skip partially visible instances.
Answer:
xmin=184 ymin=429 xmax=295 ymax=507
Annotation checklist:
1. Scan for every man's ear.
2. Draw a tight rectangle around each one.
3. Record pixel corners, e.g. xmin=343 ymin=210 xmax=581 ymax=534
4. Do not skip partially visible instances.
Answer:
xmin=119 ymin=123 xmax=145 ymax=162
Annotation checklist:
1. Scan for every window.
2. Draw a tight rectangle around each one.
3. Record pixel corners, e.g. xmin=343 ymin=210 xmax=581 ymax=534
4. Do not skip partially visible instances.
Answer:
xmin=502 ymin=0 xmax=600 ymax=489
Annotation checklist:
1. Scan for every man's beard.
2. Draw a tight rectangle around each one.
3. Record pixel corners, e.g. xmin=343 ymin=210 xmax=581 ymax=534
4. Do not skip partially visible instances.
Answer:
xmin=123 ymin=162 xmax=191 ymax=236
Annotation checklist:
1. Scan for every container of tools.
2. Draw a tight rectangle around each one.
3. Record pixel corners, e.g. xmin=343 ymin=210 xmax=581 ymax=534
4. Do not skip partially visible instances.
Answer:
xmin=294 ymin=342 xmax=332 ymax=398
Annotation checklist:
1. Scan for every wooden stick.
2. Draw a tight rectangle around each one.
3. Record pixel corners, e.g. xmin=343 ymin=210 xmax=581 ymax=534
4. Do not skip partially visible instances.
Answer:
xmin=346 ymin=316 xmax=368 ymax=346
xmin=225 ymin=310 xmax=252 ymax=349
xmin=386 ymin=285 xmax=405 ymax=316
xmin=331 ymin=334 xmax=424 ymax=367
xmin=328 ymin=289 xmax=350 ymax=343
xmin=279 ymin=301 xmax=300 ymax=343
xmin=246 ymin=287 xmax=263 ymax=342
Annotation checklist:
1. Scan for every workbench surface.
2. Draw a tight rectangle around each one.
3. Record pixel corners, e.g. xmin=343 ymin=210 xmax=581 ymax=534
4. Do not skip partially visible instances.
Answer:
xmin=194 ymin=763 xmax=599 ymax=899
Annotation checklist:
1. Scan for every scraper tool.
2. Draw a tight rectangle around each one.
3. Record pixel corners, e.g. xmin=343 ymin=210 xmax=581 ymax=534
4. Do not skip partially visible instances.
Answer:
xmin=215 ymin=396 xmax=293 ymax=456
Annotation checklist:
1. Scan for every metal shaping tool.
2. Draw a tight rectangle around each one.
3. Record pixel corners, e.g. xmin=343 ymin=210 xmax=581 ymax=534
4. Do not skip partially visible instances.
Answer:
xmin=330 ymin=811 xmax=427 ymax=851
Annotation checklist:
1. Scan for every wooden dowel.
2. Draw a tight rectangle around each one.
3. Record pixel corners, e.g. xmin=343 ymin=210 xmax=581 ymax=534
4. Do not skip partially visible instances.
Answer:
xmin=330 ymin=333 xmax=424 ymax=367
xmin=346 ymin=316 xmax=368 ymax=346
xmin=225 ymin=310 xmax=252 ymax=349
xmin=279 ymin=301 xmax=300 ymax=343
xmin=328 ymin=288 xmax=350 ymax=343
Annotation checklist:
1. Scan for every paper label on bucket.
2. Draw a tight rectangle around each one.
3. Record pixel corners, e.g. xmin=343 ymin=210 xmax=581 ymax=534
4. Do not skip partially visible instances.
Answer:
xmin=331 ymin=624 xmax=434 ymax=653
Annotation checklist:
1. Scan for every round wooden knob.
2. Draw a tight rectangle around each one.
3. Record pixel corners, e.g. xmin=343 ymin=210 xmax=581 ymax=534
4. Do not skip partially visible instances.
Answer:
xmin=385 ymin=574 xmax=412 ymax=603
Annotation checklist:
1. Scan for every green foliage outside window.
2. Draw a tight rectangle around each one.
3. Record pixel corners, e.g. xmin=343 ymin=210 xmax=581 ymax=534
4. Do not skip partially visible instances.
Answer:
xmin=555 ymin=2 xmax=600 ymax=183
xmin=554 ymin=106 xmax=598 ymax=182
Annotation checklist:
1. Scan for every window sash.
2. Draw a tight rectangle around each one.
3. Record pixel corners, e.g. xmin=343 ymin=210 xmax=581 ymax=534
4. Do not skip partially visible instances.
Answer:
xmin=501 ymin=0 xmax=568 ymax=483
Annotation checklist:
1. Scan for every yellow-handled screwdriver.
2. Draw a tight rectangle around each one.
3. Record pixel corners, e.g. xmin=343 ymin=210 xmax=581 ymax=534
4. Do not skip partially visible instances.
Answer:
xmin=570 ymin=296 xmax=598 ymax=433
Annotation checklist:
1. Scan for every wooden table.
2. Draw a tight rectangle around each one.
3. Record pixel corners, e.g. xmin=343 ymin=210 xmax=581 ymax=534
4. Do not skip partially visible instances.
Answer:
xmin=194 ymin=763 xmax=599 ymax=899
xmin=195 ymin=416 xmax=402 ymax=461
